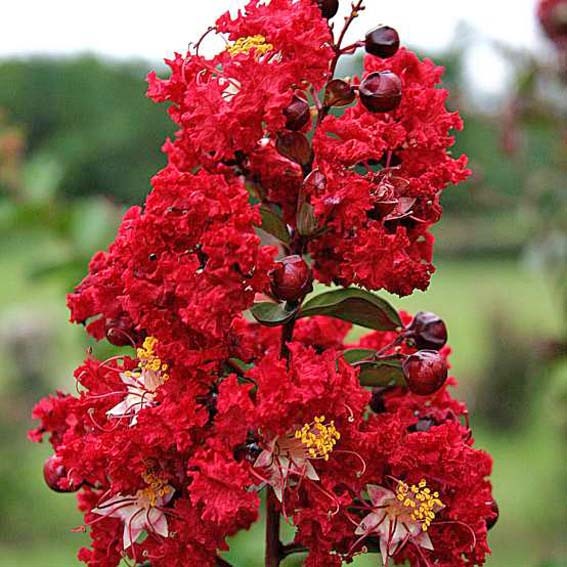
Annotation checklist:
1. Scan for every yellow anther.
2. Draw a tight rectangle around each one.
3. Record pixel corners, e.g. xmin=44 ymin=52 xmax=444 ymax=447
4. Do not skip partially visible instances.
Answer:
xmin=395 ymin=480 xmax=444 ymax=532
xmin=139 ymin=470 xmax=171 ymax=508
xmin=293 ymin=416 xmax=340 ymax=461
xmin=227 ymin=35 xmax=274 ymax=58
xmin=137 ymin=336 xmax=169 ymax=381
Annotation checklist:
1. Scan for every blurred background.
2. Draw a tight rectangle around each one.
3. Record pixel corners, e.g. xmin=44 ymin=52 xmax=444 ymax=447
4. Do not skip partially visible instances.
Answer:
xmin=0 ymin=1 xmax=565 ymax=566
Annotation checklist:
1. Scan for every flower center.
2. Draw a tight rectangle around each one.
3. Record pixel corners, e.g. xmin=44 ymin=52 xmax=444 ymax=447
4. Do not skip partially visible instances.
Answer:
xmin=394 ymin=479 xmax=444 ymax=531
xmin=227 ymin=35 xmax=274 ymax=58
xmin=137 ymin=336 xmax=169 ymax=379
xmin=138 ymin=470 xmax=172 ymax=508
xmin=294 ymin=416 xmax=340 ymax=461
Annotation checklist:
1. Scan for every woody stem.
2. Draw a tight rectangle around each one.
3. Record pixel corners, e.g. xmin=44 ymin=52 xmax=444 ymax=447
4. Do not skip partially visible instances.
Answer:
xmin=265 ymin=487 xmax=282 ymax=567
xmin=265 ymin=299 xmax=300 ymax=565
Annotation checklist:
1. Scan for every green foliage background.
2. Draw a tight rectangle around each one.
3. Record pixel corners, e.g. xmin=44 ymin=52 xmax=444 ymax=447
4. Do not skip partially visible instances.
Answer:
xmin=0 ymin=52 xmax=565 ymax=566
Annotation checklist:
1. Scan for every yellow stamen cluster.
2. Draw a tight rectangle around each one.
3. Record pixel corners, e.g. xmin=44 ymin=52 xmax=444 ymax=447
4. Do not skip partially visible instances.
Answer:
xmin=396 ymin=479 xmax=444 ymax=531
xmin=294 ymin=416 xmax=340 ymax=461
xmin=139 ymin=470 xmax=172 ymax=508
xmin=137 ymin=336 xmax=169 ymax=378
xmin=227 ymin=35 xmax=274 ymax=58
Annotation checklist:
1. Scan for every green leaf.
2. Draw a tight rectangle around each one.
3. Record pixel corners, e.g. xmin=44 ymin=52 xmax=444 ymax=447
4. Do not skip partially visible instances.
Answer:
xmin=300 ymin=288 xmax=402 ymax=330
xmin=250 ymin=302 xmax=297 ymax=327
xmin=357 ymin=357 xmax=405 ymax=387
xmin=342 ymin=348 xmax=405 ymax=387
xmin=342 ymin=348 xmax=377 ymax=364
xmin=258 ymin=206 xmax=290 ymax=244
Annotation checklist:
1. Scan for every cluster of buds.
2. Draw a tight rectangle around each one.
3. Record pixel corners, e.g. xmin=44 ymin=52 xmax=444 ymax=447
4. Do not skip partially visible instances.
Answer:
xmin=403 ymin=312 xmax=449 ymax=395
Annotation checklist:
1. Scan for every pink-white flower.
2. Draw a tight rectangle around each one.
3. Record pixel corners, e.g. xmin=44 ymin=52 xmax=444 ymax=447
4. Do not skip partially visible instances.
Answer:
xmin=354 ymin=481 xmax=444 ymax=566
xmin=106 ymin=336 xmax=169 ymax=426
xmin=92 ymin=482 xmax=174 ymax=549
xmin=106 ymin=371 xmax=160 ymax=426
xmin=254 ymin=416 xmax=339 ymax=502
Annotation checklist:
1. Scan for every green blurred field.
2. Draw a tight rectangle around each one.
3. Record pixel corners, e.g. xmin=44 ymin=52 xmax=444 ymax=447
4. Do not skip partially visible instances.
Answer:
xmin=1 ymin=239 xmax=565 ymax=566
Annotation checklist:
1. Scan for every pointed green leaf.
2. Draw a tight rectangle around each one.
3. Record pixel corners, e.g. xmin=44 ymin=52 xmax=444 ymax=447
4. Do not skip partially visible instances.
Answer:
xmin=250 ymin=302 xmax=297 ymax=327
xmin=258 ymin=206 xmax=290 ymax=244
xmin=342 ymin=348 xmax=377 ymax=364
xmin=357 ymin=357 xmax=405 ymax=387
xmin=299 ymin=288 xmax=402 ymax=330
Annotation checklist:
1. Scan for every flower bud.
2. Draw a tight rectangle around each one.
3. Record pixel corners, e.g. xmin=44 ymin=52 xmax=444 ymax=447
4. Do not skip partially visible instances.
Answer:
xmin=486 ymin=499 xmax=499 ymax=530
xmin=43 ymin=455 xmax=81 ymax=493
xmin=407 ymin=311 xmax=448 ymax=351
xmin=365 ymin=25 xmax=400 ymax=58
xmin=270 ymin=255 xmax=313 ymax=302
xmin=316 ymin=0 xmax=339 ymax=19
xmin=105 ymin=317 xmax=135 ymax=347
xmin=359 ymin=71 xmax=402 ymax=113
xmin=284 ymin=95 xmax=310 ymax=131
xmin=402 ymin=350 xmax=448 ymax=396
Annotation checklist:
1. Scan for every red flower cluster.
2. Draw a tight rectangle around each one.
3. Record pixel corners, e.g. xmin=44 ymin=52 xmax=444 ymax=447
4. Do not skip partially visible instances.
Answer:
xmin=309 ymin=49 xmax=469 ymax=294
xmin=31 ymin=315 xmax=495 ymax=566
xmin=31 ymin=1 xmax=494 ymax=566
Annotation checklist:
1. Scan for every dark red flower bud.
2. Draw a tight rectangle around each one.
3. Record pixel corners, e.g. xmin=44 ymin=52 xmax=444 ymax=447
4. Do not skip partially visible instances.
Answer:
xmin=407 ymin=311 xmax=448 ymax=351
xmin=359 ymin=71 xmax=402 ymax=113
xmin=538 ymin=0 xmax=567 ymax=47
xmin=316 ymin=0 xmax=339 ymax=19
xmin=365 ymin=25 xmax=400 ymax=58
xmin=270 ymin=255 xmax=313 ymax=302
xmin=43 ymin=456 xmax=81 ymax=493
xmin=402 ymin=350 xmax=448 ymax=395
xmin=284 ymin=95 xmax=311 ymax=131
xmin=105 ymin=317 xmax=135 ymax=347
xmin=486 ymin=499 xmax=499 ymax=530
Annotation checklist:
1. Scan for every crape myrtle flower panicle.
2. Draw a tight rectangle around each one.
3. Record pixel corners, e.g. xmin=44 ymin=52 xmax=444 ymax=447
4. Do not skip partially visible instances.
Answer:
xmin=30 ymin=0 xmax=494 ymax=565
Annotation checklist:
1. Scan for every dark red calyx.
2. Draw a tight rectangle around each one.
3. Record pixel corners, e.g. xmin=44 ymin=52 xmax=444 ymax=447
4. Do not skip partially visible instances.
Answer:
xmin=402 ymin=350 xmax=448 ymax=396
xmin=270 ymin=255 xmax=313 ymax=302
xmin=359 ymin=71 xmax=402 ymax=113
xmin=324 ymin=79 xmax=356 ymax=107
xmin=407 ymin=311 xmax=448 ymax=351
xmin=316 ymin=0 xmax=339 ymax=19
xmin=365 ymin=25 xmax=400 ymax=58
xmin=275 ymin=131 xmax=313 ymax=168
xmin=284 ymin=95 xmax=311 ymax=131
xmin=43 ymin=456 xmax=81 ymax=493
